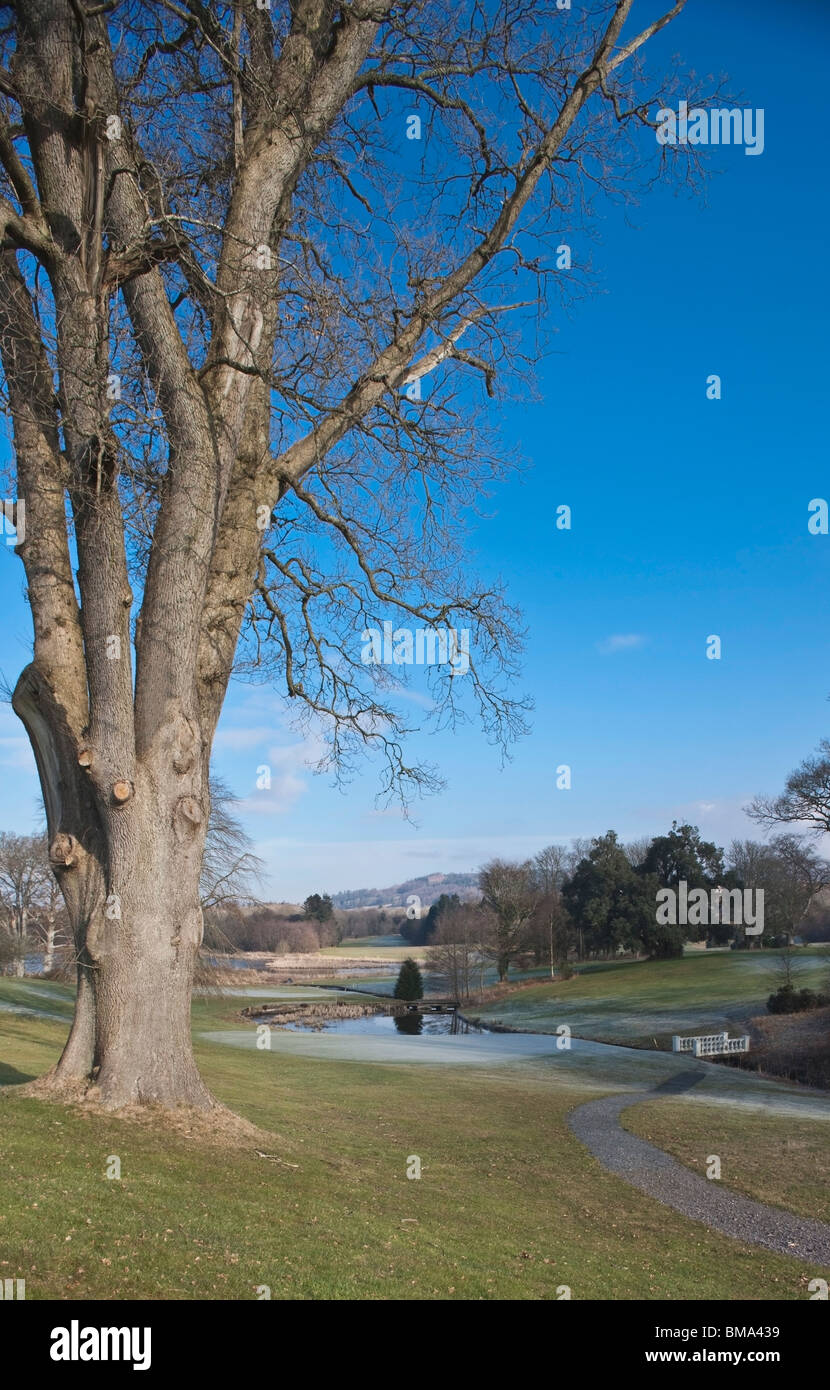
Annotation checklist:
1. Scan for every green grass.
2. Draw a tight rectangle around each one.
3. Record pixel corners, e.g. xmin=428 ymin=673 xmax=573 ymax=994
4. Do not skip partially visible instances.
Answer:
xmin=474 ymin=948 xmax=830 ymax=1046
xmin=624 ymin=1097 xmax=830 ymax=1225
xmin=1 ymin=978 xmax=829 ymax=1300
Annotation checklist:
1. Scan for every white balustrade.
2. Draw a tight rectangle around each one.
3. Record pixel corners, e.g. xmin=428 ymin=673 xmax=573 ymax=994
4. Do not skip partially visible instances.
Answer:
xmin=671 ymin=1031 xmax=749 ymax=1057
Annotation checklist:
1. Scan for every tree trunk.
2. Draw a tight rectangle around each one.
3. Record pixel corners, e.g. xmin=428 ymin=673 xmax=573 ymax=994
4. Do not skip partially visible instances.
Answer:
xmin=15 ymin=669 xmax=214 ymax=1110
xmin=53 ymin=961 xmax=96 ymax=1083
xmin=43 ymin=919 xmax=55 ymax=974
xmin=85 ymin=780 xmax=212 ymax=1109
xmin=52 ymin=810 xmax=213 ymax=1109
xmin=91 ymin=936 xmax=209 ymax=1108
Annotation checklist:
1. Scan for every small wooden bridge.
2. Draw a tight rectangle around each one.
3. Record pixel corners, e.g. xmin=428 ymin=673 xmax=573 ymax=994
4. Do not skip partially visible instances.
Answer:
xmin=388 ymin=997 xmax=459 ymax=1014
xmin=314 ymin=981 xmax=459 ymax=1013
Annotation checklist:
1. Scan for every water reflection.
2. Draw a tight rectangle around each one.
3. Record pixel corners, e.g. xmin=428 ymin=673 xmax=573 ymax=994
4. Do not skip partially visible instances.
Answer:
xmin=262 ymin=1008 xmax=483 ymax=1038
xmin=394 ymin=1013 xmax=423 ymax=1036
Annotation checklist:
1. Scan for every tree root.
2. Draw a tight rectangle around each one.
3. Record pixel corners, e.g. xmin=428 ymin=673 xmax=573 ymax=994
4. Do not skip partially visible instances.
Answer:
xmin=2 ymin=1071 xmax=277 ymax=1149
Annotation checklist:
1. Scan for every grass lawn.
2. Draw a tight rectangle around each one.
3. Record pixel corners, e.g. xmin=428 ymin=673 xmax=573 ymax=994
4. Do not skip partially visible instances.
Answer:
xmin=473 ymin=948 xmax=830 ymax=1046
xmin=1 ymin=978 xmax=829 ymax=1300
xmin=623 ymin=1096 xmax=830 ymax=1225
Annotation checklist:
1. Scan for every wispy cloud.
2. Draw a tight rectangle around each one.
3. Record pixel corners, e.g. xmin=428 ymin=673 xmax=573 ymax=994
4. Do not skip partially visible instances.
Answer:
xmin=596 ymin=633 xmax=647 ymax=655
xmin=235 ymin=733 xmax=328 ymax=816
xmin=213 ymin=725 xmax=279 ymax=751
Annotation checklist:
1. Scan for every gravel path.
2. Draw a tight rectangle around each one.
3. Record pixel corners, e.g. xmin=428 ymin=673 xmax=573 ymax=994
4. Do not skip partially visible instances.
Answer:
xmin=568 ymin=1070 xmax=830 ymax=1264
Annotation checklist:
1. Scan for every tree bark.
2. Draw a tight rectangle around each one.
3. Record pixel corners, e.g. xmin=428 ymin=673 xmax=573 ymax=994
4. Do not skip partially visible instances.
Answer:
xmin=13 ymin=665 xmax=213 ymax=1108
xmin=86 ymin=781 xmax=211 ymax=1108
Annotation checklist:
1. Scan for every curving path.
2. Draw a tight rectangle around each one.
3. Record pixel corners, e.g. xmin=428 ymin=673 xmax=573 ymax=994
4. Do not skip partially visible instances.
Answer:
xmin=568 ymin=1070 xmax=830 ymax=1265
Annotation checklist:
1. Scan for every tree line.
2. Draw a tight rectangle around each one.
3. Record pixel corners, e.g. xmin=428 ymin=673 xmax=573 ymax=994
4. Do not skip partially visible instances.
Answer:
xmin=411 ymin=822 xmax=830 ymax=999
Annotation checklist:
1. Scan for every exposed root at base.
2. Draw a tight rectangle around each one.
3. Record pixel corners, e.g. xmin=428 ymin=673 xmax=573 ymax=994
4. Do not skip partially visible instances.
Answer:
xmin=2 ymin=1072 xmax=278 ymax=1150
xmin=87 ymin=1098 xmax=275 ymax=1150
xmin=3 ymin=1072 xmax=89 ymax=1105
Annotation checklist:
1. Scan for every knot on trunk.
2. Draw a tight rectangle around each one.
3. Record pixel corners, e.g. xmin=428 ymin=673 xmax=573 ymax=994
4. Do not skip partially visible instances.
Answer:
xmin=50 ymin=833 xmax=78 ymax=867
xmin=112 ymin=780 xmax=133 ymax=804
xmin=171 ymin=711 xmax=199 ymax=775
xmin=176 ymin=796 xmax=203 ymax=827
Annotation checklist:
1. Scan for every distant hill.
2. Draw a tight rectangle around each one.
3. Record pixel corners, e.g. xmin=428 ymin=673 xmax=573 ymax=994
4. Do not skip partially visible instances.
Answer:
xmin=331 ymin=872 xmax=480 ymax=911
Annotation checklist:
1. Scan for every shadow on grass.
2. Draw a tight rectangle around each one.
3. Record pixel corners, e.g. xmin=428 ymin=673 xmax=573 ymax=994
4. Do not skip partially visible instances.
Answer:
xmin=0 ymin=1063 xmax=37 ymax=1085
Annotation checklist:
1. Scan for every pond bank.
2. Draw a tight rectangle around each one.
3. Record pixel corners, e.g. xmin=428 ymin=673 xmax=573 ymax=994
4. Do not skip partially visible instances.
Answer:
xmin=241 ymin=1000 xmax=386 ymax=1029
xmin=241 ymin=995 xmax=462 ymax=1030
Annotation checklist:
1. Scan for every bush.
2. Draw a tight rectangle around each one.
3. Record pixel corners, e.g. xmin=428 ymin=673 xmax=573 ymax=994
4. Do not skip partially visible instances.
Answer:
xmin=767 ymin=986 xmax=830 ymax=1015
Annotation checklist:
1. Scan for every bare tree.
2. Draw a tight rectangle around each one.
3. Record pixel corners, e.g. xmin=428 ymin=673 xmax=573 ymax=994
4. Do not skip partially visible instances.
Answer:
xmin=768 ymin=835 xmax=830 ymax=939
xmin=727 ymin=838 xmax=773 ymax=888
xmin=747 ymin=740 xmax=830 ymax=838
xmin=562 ymin=837 xmax=593 ymax=958
xmin=425 ymin=899 xmax=487 ymax=999
xmin=729 ymin=835 xmax=830 ymax=945
xmin=530 ymin=844 xmax=571 ymax=977
xmin=564 ymin=838 xmax=593 ymax=875
xmin=31 ymin=860 xmax=70 ymax=974
xmin=200 ymin=775 xmax=263 ymax=912
xmin=772 ymin=945 xmax=801 ymax=995
xmin=0 ymin=0 xmax=700 ymax=1107
xmin=623 ymin=836 xmax=652 ymax=868
xmin=0 ymin=832 xmax=44 ymax=975
xmin=479 ymin=857 xmax=537 ymax=981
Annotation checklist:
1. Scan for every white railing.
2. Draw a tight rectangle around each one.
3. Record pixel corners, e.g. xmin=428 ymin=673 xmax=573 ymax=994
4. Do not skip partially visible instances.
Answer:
xmin=672 ymin=1031 xmax=749 ymax=1057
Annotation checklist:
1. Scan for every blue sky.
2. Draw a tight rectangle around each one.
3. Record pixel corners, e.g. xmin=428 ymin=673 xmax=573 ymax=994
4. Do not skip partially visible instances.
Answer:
xmin=1 ymin=0 xmax=828 ymax=901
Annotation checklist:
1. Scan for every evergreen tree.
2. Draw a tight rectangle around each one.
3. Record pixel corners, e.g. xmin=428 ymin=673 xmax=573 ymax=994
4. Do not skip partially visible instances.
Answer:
xmin=394 ymin=957 xmax=424 ymax=1000
xmin=640 ymin=821 xmax=728 ymax=951
xmin=563 ymin=831 xmax=658 ymax=958
xmin=303 ymin=893 xmax=334 ymax=923
xmin=641 ymin=822 xmax=724 ymax=891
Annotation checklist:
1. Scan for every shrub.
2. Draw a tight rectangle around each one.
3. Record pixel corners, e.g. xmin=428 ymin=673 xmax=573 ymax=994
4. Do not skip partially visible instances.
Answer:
xmin=393 ymin=957 xmax=424 ymax=1001
xmin=767 ymin=986 xmax=830 ymax=1014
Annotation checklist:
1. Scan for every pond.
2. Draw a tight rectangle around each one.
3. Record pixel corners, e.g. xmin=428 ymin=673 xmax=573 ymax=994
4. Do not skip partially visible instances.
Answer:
xmin=195 ymin=986 xmax=359 ymax=999
xmin=200 ymin=1020 xmax=573 ymax=1067
xmin=271 ymin=1010 xmax=482 ymax=1037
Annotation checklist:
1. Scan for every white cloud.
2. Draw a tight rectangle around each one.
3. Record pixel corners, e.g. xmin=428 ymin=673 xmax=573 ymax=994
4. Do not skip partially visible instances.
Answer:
xmin=234 ymin=733 xmax=328 ymax=816
xmin=597 ymin=633 xmax=647 ymax=655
